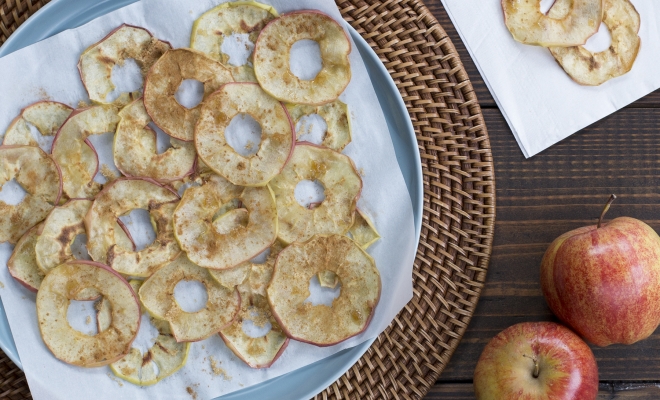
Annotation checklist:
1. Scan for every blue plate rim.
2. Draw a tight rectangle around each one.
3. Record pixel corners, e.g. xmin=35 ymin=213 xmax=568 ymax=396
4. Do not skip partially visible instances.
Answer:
xmin=0 ymin=1 xmax=423 ymax=398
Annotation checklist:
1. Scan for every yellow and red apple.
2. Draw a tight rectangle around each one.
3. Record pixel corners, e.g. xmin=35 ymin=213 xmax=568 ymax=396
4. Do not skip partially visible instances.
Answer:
xmin=474 ymin=322 xmax=598 ymax=400
xmin=540 ymin=195 xmax=660 ymax=346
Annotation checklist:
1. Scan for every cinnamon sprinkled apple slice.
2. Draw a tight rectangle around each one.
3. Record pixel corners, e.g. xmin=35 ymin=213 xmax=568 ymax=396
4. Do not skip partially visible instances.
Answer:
xmin=3 ymin=101 xmax=73 ymax=149
xmin=114 ymin=98 xmax=196 ymax=182
xmin=0 ymin=145 xmax=62 ymax=244
xmin=78 ymin=24 xmax=171 ymax=105
xmin=190 ymin=0 xmax=278 ymax=82
xmin=139 ymin=254 xmax=241 ymax=342
xmin=36 ymin=260 xmax=141 ymax=367
xmin=267 ymin=234 xmax=380 ymax=346
xmin=253 ymin=11 xmax=351 ymax=105
xmin=286 ymin=100 xmax=351 ymax=151
xmin=143 ymin=48 xmax=234 ymax=142
xmin=502 ymin=0 xmax=603 ymax=47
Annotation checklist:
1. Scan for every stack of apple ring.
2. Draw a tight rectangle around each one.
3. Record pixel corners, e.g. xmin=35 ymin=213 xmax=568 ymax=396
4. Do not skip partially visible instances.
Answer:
xmin=3 ymin=0 xmax=384 ymax=388
xmin=502 ymin=0 xmax=641 ymax=85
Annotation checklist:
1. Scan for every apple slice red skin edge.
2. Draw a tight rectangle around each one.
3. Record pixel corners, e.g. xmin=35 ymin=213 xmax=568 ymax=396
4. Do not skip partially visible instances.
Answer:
xmin=473 ymin=321 xmax=598 ymax=400
xmin=39 ymin=259 xmax=141 ymax=367
xmin=253 ymin=10 xmax=352 ymax=107
xmin=76 ymin=24 xmax=173 ymax=97
xmin=2 ymin=101 xmax=74 ymax=150
xmin=0 ymin=144 xmax=63 ymax=208
xmin=218 ymin=332 xmax=290 ymax=369
xmin=194 ymin=82 xmax=296 ymax=185
xmin=266 ymin=242 xmax=380 ymax=347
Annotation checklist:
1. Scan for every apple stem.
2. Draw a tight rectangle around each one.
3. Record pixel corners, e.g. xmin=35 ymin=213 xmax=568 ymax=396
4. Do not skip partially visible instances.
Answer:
xmin=597 ymin=194 xmax=617 ymax=229
xmin=523 ymin=354 xmax=540 ymax=379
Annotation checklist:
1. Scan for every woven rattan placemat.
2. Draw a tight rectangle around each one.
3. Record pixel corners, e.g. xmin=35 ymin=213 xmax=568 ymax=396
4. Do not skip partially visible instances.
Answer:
xmin=0 ymin=0 xmax=495 ymax=399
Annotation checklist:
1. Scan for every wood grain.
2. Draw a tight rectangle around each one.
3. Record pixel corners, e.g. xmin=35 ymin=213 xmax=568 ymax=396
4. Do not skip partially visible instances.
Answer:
xmin=424 ymin=0 xmax=660 ymax=397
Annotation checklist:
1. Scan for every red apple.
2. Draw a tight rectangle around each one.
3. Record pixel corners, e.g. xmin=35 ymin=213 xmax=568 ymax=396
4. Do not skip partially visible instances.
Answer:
xmin=474 ymin=322 xmax=598 ymax=400
xmin=541 ymin=195 xmax=660 ymax=346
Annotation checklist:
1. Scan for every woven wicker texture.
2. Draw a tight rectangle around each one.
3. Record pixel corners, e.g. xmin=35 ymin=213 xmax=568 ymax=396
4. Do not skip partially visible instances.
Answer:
xmin=0 ymin=0 xmax=494 ymax=399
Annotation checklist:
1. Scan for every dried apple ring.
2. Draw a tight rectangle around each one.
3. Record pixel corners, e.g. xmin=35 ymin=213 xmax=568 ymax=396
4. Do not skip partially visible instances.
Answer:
xmin=51 ymin=105 xmax=120 ymax=199
xmin=209 ymin=240 xmax=284 ymax=289
xmin=254 ymin=11 xmax=351 ymax=105
xmin=269 ymin=144 xmax=361 ymax=244
xmin=219 ymin=240 xmax=288 ymax=368
xmin=268 ymin=235 xmax=380 ymax=346
xmin=190 ymin=1 xmax=278 ymax=82
xmin=114 ymin=98 xmax=196 ymax=182
xmin=78 ymin=24 xmax=171 ymax=105
xmin=502 ymin=0 xmax=603 ymax=47
xmin=107 ymin=280 xmax=190 ymax=385
xmin=173 ymin=174 xmax=277 ymax=270
xmin=139 ymin=254 xmax=241 ymax=342
xmin=143 ymin=48 xmax=234 ymax=142
xmin=36 ymin=260 xmax=141 ymax=367
xmin=195 ymin=83 xmax=295 ymax=187
xmin=85 ymin=177 xmax=181 ymax=277
xmin=548 ymin=0 xmax=640 ymax=86
xmin=287 ymin=100 xmax=351 ymax=151
xmin=0 ymin=145 xmax=62 ymax=244
xmin=3 ymin=102 xmax=73 ymax=149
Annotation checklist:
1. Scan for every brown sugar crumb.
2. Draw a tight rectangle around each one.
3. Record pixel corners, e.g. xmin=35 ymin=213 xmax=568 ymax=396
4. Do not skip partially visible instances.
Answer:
xmin=0 ymin=281 xmax=5 ymax=288
xmin=107 ymin=373 xmax=124 ymax=387
xmin=85 ymin=315 xmax=91 ymax=325
xmin=186 ymin=386 xmax=197 ymax=399
xmin=209 ymin=356 xmax=232 ymax=381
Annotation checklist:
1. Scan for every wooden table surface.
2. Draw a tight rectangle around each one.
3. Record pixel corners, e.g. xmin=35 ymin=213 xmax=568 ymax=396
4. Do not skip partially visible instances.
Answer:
xmin=423 ymin=2 xmax=660 ymax=399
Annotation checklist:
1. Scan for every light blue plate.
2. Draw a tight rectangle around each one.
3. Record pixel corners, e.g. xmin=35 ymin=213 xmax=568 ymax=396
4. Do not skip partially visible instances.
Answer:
xmin=0 ymin=1 xmax=423 ymax=398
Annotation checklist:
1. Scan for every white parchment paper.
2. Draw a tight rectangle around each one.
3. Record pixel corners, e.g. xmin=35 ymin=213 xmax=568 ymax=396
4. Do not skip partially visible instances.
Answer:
xmin=0 ymin=0 xmax=417 ymax=399
xmin=441 ymin=0 xmax=660 ymax=158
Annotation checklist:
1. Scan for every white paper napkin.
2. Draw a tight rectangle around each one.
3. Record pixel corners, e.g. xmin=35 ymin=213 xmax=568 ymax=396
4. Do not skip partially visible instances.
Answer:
xmin=0 ymin=0 xmax=417 ymax=399
xmin=441 ymin=0 xmax=660 ymax=158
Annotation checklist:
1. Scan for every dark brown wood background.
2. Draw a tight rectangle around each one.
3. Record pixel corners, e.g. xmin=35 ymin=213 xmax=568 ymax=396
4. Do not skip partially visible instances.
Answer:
xmin=424 ymin=2 xmax=660 ymax=399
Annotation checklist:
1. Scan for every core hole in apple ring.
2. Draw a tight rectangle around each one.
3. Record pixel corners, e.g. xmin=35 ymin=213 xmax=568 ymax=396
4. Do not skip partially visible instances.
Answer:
xmin=225 ymin=113 xmax=263 ymax=157
xmin=174 ymin=279 xmax=208 ymax=313
xmin=294 ymin=179 xmax=325 ymax=209
xmin=254 ymin=11 xmax=352 ymax=105
xmin=304 ymin=272 xmax=341 ymax=306
xmin=289 ymin=39 xmax=323 ymax=81
xmin=194 ymin=82 xmax=294 ymax=187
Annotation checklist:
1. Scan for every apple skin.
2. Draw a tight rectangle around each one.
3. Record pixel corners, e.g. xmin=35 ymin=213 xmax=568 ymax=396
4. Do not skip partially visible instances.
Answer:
xmin=541 ymin=217 xmax=660 ymax=346
xmin=474 ymin=322 xmax=598 ymax=400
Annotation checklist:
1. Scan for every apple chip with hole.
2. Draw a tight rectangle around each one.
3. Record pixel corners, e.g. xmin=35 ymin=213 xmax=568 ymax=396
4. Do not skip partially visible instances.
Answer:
xmin=36 ymin=260 xmax=141 ymax=367
xmin=195 ymin=83 xmax=295 ymax=187
xmin=287 ymin=100 xmax=351 ymax=151
xmin=51 ymin=105 xmax=120 ymax=199
xmin=269 ymin=144 xmax=361 ymax=244
xmin=78 ymin=24 xmax=171 ymax=106
xmin=85 ymin=177 xmax=180 ymax=277
xmin=173 ymin=173 xmax=277 ymax=270
xmin=502 ymin=0 xmax=603 ymax=47
xmin=349 ymin=209 xmax=380 ymax=249
xmin=143 ymin=48 xmax=234 ymax=142
xmin=105 ymin=280 xmax=190 ymax=385
xmin=139 ymin=254 xmax=241 ymax=342
xmin=254 ymin=11 xmax=351 ymax=105
xmin=268 ymin=234 xmax=380 ymax=346
xmin=0 ymin=145 xmax=62 ymax=244
xmin=548 ymin=0 xmax=640 ymax=86
xmin=190 ymin=1 xmax=278 ymax=82
xmin=114 ymin=98 xmax=196 ymax=182
xmin=4 ymin=101 xmax=73 ymax=149
xmin=219 ymin=241 xmax=289 ymax=368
